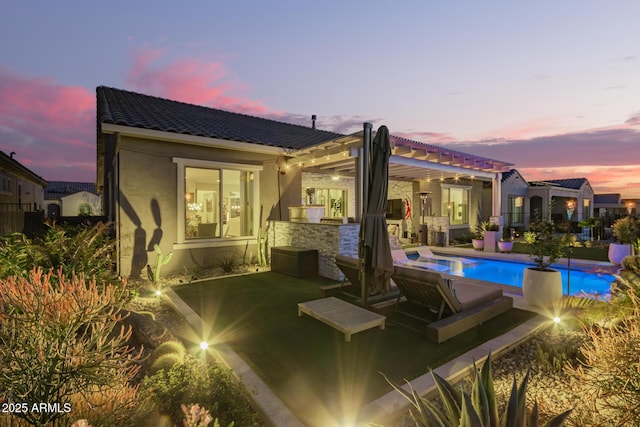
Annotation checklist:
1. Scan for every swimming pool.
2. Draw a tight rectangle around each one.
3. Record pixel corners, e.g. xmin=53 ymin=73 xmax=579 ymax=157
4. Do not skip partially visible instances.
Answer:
xmin=407 ymin=253 xmax=614 ymax=296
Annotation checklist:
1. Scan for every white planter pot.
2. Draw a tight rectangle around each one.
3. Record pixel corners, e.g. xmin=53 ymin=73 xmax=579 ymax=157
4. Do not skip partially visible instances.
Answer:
xmin=522 ymin=267 xmax=563 ymax=308
xmin=498 ymin=240 xmax=513 ymax=253
xmin=472 ymin=239 xmax=484 ymax=251
xmin=608 ymin=243 xmax=633 ymax=265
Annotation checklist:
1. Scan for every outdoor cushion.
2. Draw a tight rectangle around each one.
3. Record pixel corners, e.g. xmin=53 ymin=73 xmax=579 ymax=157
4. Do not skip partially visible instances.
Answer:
xmin=452 ymin=282 xmax=503 ymax=311
xmin=392 ymin=264 xmax=463 ymax=314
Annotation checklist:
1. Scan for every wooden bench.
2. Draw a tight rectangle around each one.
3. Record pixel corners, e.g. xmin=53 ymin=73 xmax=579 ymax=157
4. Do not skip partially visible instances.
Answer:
xmin=297 ymin=297 xmax=386 ymax=342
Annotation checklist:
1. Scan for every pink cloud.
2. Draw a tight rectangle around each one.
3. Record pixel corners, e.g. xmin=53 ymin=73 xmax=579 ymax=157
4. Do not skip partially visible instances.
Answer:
xmin=125 ymin=47 xmax=270 ymax=115
xmin=519 ymin=165 xmax=640 ymax=198
xmin=0 ymin=67 xmax=95 ymax=181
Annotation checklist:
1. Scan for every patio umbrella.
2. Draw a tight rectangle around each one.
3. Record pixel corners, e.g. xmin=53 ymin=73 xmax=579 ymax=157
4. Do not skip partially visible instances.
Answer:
xmin=359 ymin=125 xmax=394 ymax=306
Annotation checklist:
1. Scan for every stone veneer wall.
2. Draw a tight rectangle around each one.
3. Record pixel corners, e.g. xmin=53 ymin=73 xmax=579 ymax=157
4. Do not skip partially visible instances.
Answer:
xmin=268 ymin=220 xmax=360 ymax=280
xmin=424 ymin=216 xmax=450 ymax=246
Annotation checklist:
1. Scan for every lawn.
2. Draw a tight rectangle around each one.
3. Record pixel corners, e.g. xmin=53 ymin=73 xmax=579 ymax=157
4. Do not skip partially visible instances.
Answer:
xmin=172 ymin=272 xmax=536 ymax=426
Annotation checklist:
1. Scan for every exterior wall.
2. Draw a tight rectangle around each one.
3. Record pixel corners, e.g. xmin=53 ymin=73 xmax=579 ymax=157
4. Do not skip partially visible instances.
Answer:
xmin=59 ymin=191 xmax=102 ymax=216
xmin=116 ymin=137 xmax=275 ymax=278
xmin=501 ymin=173 xmax=529 ymax=228
xmin=269 ymin=221 xmax=359 ymax=280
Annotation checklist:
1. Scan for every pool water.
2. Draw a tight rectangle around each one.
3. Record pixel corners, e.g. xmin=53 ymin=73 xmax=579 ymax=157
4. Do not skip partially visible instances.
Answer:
xmin=407 ymin=253 xmax=614 ymax=296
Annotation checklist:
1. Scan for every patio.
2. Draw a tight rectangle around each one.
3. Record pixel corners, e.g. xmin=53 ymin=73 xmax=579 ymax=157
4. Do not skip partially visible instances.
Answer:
xmin=164 ymin=269 xmax=547 ymax=426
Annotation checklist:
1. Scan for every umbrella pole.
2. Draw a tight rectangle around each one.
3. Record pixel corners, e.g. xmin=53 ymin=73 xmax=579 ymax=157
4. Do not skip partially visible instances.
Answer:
xmin=361 ymin=122 xmax=372 ymax=307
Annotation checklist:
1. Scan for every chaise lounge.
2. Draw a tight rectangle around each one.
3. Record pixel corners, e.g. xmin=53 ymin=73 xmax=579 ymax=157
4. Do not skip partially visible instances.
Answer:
xmin=392 ymin=264 xmax=513 ymax=343
xmin=334 ymin=254 xmax=400 ymax=302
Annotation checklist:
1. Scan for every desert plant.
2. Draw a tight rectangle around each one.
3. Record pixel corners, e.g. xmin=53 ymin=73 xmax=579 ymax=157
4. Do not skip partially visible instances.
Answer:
xmin=150 ymin=352 xmax=186 ymax=375
xmin=523 ymin=231 xmax=537 ymax=244
xmin=218 ymin=252 xmax=238 ymax=274
xmin=0 ymin=268 xmax=140 ymax=426
xmin=181 ymin=403 xmax=234 ymax=427
xmin=612 ymin=216 xmax=637 ymax=244
xmin=141 ymin=355 xmax=258 ymax=427
xmin=153 ymin=340 xmax=187 ymax=360
xmin=578 ymin=217 xmax=600 ymax=241
xmin=566 ymin=290 xmax=640 ymax=425
xmin=0 ymin=221 xmax=117 ymax=285
xmin=150 ymin=244 xmax=174 ymax=285
xmin=385 ymin=353 xmax=572 ymax=426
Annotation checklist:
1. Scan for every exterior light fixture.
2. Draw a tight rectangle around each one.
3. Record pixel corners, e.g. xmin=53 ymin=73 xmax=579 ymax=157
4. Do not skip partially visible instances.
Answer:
xmin=200 ymin=341 xmax=209 ymax=350
xmin=553 ymin=316 xmax=561 ymax=324
xmin=566 ymin=199 xmax=576 ymax=221
xmin=627 ymin=201 xmax=636 ymax=216
xmin=155 ymin=290 xmax=162 ymax=296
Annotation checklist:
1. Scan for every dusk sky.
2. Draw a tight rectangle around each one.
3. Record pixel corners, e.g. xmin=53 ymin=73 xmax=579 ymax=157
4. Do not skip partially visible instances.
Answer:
xmin=1 ymin=1 xmax=639 ymax=197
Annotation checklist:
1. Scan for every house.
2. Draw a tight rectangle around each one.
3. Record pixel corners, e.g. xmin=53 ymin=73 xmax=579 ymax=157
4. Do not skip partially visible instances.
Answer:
xmin=96 ymin=87 xmax=513 ymax=279
xmin=0 ymin=151 xmax=47 ymax=235
xmin=527 ymin=178 xmax=594 ymax=225
xmin=44 ymin=181 xmax=102 ymax=219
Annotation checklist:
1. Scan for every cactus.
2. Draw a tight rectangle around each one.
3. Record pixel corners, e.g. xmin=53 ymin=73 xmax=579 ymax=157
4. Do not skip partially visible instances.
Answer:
xmin=385 ymin=353 xmax=572 ymax=427
xmin=152 ymin=244 xmax=173 ymax=285
xmin=256 ymin=224 xmax=269 ymax=267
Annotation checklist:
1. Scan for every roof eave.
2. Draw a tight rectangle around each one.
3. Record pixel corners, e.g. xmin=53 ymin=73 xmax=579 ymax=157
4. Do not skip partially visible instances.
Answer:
xmin=101 ymin=123 xmax=289 ymax=156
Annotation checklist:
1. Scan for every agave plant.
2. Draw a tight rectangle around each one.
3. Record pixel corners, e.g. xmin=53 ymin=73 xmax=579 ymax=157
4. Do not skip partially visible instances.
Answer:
xmin=385 ymin=353 xmax=572 ymax=427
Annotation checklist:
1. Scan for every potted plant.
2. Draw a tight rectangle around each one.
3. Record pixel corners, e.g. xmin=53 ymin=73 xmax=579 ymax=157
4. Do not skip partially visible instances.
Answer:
xmin=522 ymin=217 xmax=567 ymax=308
xmin=498 ymin=226 xmax=514 ymax=253
xmin=471 ymin=221 xmax=487 ymax=251
xmin=609 ymin=216 xmax=637 ymax=265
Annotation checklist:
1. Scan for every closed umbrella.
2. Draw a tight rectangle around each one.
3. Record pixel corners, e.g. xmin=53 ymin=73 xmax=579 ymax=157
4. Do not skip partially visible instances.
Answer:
xmin=359 ymin=125 xmax=394 ymax=306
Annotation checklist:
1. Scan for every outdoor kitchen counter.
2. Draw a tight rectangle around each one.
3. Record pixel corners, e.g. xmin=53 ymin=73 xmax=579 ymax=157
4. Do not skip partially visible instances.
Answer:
xmin=268 ymin=220 xmax=360 ymax=281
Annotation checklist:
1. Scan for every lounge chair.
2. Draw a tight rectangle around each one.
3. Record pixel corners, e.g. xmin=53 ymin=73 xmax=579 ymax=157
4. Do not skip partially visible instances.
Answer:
xmin=391 ymin=249 xmax=451 ymax=272
xmin=392 ymin=264 xmax=513 ymax=343
xmin=416 ymin=246 xmax=477 ymax=264
xmin=334 ymin=254 xmax=399 ymax=302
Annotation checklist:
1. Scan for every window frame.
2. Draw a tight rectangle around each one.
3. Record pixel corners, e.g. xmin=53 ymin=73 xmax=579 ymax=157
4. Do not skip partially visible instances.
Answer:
xmin=173 ymin=157 xmax=262 ymax=246
xmin=441 ymin=184 xmax=472 ymax=225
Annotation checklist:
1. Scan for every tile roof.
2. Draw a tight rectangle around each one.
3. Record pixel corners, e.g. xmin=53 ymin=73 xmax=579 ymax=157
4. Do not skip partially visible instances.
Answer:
xmin=0 ymin=151 xmax=47 ymax=185
xmin=594 ymin=193 xmax=621 ymax=204
xmin=45 ymin=181 xmax=97 ymax=199
xmin=501 ymin=169 xmax=519 ymax=183
xmin=97 ymin=86 xmax=344 ymax=150
xmin=530 ymin=178 xmax=588 ymax=190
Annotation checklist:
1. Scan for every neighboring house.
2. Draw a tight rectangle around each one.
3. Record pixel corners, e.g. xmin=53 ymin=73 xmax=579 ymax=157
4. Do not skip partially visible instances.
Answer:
xmin=0 ymin=151 xmax=47 ymax=235
xmin=499 ymin=169 xmax=529 ymax=230
xmin=96 ymin=86 xmax=513 ymax=279
xmin=594 ymin=193 xmax=638 ymax=222
xmin=491 ymin=170 xmax=596 ymax=231
xmin=527 ymin=178 xmax=594 ymax=225
xmin=44 ymin=181 xmax=102 ymax=219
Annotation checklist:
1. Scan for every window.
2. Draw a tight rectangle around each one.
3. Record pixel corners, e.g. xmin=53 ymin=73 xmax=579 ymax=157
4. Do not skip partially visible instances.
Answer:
xmin=582 ymin=199 xmax=590 ymax=219
xmin=442 ymin=185 xmax=470 ymax=225
xmin=302 ymin=187 xmax=348 ymax=217
xmin=508 ymin=196 xmax=524 ymax=225
xmin=175 ymin=158 xmax=261 ymax=243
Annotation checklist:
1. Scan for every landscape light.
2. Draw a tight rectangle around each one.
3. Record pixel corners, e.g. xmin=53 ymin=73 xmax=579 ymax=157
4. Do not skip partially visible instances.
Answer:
xmin=155 ymin=290 xmax=162 ymax=296
xmin=553 ymin=316 xmax=561 ymax=324
xmin=200 ymin=341 xmax=209 ymax=350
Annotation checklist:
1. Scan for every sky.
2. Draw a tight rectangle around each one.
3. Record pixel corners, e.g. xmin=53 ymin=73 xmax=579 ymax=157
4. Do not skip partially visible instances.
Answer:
xmin=1 ymin=1 xmax=639 ymax=197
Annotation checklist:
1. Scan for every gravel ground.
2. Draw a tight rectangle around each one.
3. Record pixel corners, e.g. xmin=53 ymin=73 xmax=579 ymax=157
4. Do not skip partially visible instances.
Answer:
xmin=391 ymin=325 xmax=588 ymax=426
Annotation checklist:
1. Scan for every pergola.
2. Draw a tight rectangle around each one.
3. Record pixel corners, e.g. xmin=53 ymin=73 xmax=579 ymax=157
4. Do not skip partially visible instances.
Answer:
xmin=285 ymin=127 xmax=514 ymax=221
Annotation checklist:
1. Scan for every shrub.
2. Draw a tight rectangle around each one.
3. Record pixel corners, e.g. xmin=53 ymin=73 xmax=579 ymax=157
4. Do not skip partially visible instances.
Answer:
xmin=612 ymin=216 xmax=637 ymax=244
xmin=0 ymin=221 xmax=117 ymax=285
xmin=0 ymin=268 xmax=141 ymax=426
xmin=141 ymin=355 xmax=259 ymax=427
xmin=566 ymin=291 xmax=640 ymax=425
xmin=385 ymin=353 xmax=572 ymax=426
xmin=218 ymin=252 xmax=239 ymax=274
